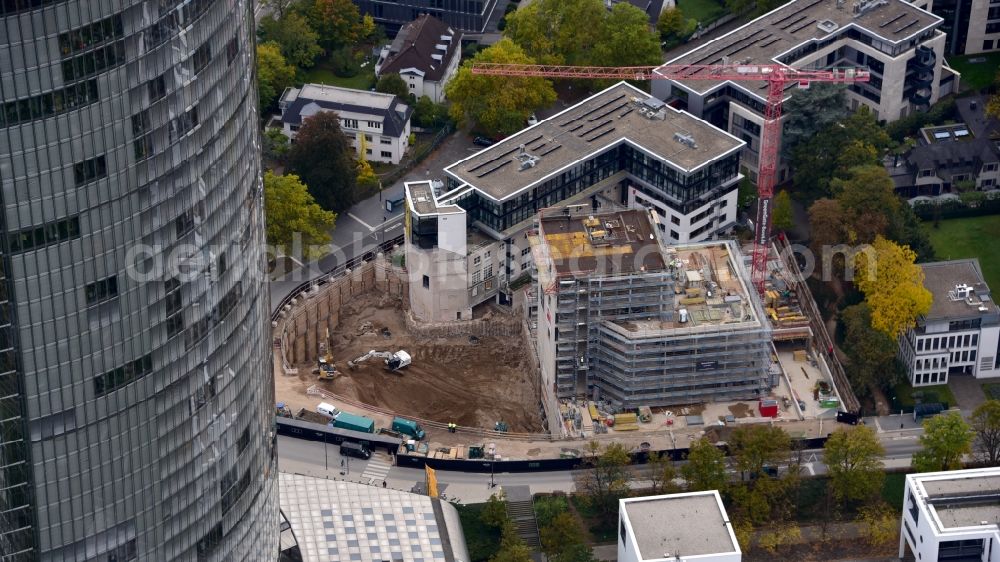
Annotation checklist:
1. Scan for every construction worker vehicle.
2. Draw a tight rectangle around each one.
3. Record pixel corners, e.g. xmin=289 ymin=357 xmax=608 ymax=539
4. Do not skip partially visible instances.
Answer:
xmin=347 ymin=349 xmax=412 ymax=371
xmin=316 ymin=328 xmax=340 ymax=380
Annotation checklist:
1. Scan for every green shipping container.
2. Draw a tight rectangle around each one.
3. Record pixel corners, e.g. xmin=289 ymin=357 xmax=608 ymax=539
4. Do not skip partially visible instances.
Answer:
xmin=331 ymin=412 xmax=375 ymax=433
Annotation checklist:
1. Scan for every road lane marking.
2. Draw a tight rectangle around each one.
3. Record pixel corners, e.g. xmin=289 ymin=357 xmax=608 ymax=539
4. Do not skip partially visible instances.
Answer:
xmin=348 ymin=212 xmax=375 ymax=232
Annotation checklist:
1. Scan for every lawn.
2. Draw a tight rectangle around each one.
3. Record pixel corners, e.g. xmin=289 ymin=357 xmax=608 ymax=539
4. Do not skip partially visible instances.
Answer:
xmin=881 ymin=473 xmax=907 ymax=511
xmin=946 ymin=52 xmax=1000 ymax=91
xmin=890 ymin=380 xmax=958 ymax=412
xmin=984 ymin=383 xmax=1000 ymax=401
xmin=301 ymin=64 xmax=376 ymax=91
xmin=454 ymin=503 xmax=501 ymax=562
xmin=923 ymin=216 xmax=1000 ymax=290
xmin=676 ymin=0 xmax=727 ymax=25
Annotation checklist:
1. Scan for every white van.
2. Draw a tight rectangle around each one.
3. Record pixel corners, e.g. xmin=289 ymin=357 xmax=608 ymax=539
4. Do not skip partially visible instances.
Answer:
xmin=316 ymin=403 xmax=341 ymax=419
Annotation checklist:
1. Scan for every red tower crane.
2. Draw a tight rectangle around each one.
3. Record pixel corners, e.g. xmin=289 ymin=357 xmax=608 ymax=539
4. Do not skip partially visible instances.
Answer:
xmin=471 ymin=62 xmax=871 ymax=294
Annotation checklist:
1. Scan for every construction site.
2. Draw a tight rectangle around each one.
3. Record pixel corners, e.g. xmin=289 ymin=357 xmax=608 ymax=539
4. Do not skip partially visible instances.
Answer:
xmin=275 ymin=281 xmax=544 ymax=433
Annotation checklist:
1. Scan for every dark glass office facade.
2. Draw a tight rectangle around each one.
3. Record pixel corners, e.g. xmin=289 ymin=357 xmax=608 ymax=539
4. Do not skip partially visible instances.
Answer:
xmin=353 ymin=0 xmax=499 ymax=34
xmin=0 ymin=0 xmax=277 ymax=560
xmin=447 ymin=145 xmax=740 ymax=234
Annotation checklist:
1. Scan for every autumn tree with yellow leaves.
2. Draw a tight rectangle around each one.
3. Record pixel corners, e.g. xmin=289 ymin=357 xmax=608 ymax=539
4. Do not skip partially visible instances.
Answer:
xmin=853 ymin=236 xmax=932 ymax=337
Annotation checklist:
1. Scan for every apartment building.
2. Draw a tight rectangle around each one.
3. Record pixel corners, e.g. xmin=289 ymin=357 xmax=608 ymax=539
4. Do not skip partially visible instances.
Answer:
xmin=899 ymin=468 xmax=1000 ymax=561
xmin=933 ymin=0 xmax=1000 ymax=54
xmin=653 ymin=0 xmax=955 ymax=181
xmin=375 ymin=14 xmax=462 ymax=103
xmin=279 ymin=84 xmax=412 ymax=164
xmin=898 ymin=259 xmax=1000 ymax=386
xmin=403 ymin=82 xmax=745 ymax=323
xmin=619 ymin=492 xmax=742 ymax=562
xmin=530 ymin=208 xmax=772 ymax=406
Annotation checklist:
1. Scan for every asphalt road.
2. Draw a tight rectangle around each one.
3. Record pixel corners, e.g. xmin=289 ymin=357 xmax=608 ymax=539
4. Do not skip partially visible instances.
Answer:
xmin=268 ymin=131 xmax=486 ymax=309
xmin=277 ymin=427 xmax=925 ymax=504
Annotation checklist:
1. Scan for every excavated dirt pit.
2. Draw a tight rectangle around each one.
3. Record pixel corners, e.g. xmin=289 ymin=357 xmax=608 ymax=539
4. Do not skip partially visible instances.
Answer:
xmin=295 ymin=292 xmax=543 ymax=432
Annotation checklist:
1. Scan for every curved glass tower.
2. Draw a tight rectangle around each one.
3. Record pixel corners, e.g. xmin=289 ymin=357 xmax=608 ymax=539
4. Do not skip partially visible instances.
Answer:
xmin=0 ymin=0 xmax=277 ymax=560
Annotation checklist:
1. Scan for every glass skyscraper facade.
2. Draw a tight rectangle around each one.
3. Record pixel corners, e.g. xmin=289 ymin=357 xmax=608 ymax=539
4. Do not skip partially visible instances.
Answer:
xmin=0 ymin=0 xmax=278 ymax=560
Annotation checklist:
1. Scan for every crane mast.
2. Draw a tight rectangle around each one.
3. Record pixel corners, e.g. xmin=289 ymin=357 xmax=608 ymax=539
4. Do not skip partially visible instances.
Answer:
xmin=471 ymin=63 xmax=870 ymax=294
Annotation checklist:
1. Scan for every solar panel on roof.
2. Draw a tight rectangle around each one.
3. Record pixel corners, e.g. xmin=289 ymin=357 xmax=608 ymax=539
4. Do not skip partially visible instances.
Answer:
xmin=569 ymin=123 xmax=585 ymax=132
xmin=618 ymin=108 xmax=634 ymax=118
xmin=789 ymin=19 xmax=816 ymax=33
xmin=476 ymin=159 xmax=511 ymax=178
xmin=779 ymin=15 xmax=808 ymax=30
xmin=540 ymin=145 xmax=561 ymax=156
xmin=894 ymin=19 xmax=918 ymax=33
xmin=579 ymin=119 xmax=613 ymax=138
xmin=589 ymin=102 xmax=629 ymax=122
xmin=586 ymin=128 xmax=616 ymax=143
xmin=880 ymin=13 xmax=906 ymax=27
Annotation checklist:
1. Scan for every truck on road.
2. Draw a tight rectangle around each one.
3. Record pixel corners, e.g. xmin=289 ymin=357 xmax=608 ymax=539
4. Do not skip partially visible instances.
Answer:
xmin=391 ymin=417 xmax=426 ymax=440
xmin=332 ymin=411 xmax=375 ymax=433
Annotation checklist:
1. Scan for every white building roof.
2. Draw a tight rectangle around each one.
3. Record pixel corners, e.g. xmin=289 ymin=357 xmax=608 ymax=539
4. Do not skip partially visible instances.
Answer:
xmin=620 ymin=491 xmax=741 ymax=559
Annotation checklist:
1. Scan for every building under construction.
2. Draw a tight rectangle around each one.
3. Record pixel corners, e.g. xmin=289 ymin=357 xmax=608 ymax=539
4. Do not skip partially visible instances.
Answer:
xmin=530 ymin=207 xmax=773 ymax=409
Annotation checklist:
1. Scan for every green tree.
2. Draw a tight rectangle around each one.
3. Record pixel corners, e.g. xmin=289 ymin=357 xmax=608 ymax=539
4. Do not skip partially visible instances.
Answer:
xmin=857 ymin=502 xmax=899 ymax=549
xmin=375 ymin=73 xmax=411 ymax=100
xmin=772 ymin=190 xmax=794 ymax=233
xmin=737 ymin=175 xmax=757 ymax=209
xmin=301 ymin=0 xmax=363 ymax=53
xmin=854 ymin=236 xmax=932 ymax=337
xmin=807 ymin=198 xmax=846 ymax=256
xmin=986 ymin=68 xmax=1000 ymax=119
xmin=782 ymin=84 xmax=848 ymax=154
xmin=657 ymin=7 xmax=697 ymax=47
xmin=840 ymin=303 xmax=902 ymax=392
xmin=578 ymin=441 xmax=632 ymax=520
xmin=286 ymin=111 xmax=359 ymax=211
xmin=647 ymin=452 xmax=680 ymax=495
xmin=481 ymin=491 xmax=509 ymax=529
xmin=831 ymin=165 xmax=900 ymax=244
xmin=539 ymin=512 xmax=586 ymax=558
xmin=791 ymin=106 xmax=889 ymax=200
xmin=503 ymin=0 xmax=605 ymax=65
xmin=413 ymin=95 xmax=449 ymax=128
xmin=550 ymin=544 xmax=597 ymax=562
xmin=824 ymin=425 xmax=885 ymax=506
xmin=682 ymin=438 xmax=727 ymax=492
xmin=262 ymin=128 xmax=291 ymax=164
xmin=257 ymin=42 xmax=297 ymax=112
xmin=730 ymin=425 xmax=791 ymax=482
xmin=445 ymin=39 xmax=557 ymax=137
xmin=913 ymin=412 xmax=973 ymax=472
xmin=971 ymin=400 xmax=1000 ymax=466
xmin=592 ymin=2 xmax=662 ymax=70
xmin=263 ymin=171 xmax=336 ymax=259
xmin=491 ymin=521 xmax=533 ymax=562
xmin=724 ymin=0 xmax=754 ymax=16
xmin=258 ymin=12 xmax=323 ymax=68
xmin=533 ymin=495 xmax=569 ymax=528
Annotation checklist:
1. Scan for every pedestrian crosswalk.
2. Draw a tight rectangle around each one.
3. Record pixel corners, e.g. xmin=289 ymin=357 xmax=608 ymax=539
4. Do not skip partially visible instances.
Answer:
xmin=360 ymin=451 xmax=393 ymax=484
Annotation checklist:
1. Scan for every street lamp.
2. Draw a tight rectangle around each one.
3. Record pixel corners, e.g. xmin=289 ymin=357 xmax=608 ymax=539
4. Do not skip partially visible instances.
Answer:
xmin=489 ymin=458 xmax=496 ymax=489
xmin=323 ymin=432 xmax=328 ymax=471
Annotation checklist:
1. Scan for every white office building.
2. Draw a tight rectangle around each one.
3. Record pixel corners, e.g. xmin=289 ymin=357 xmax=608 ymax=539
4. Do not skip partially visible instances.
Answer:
xmin=279 ymin=84 xmax=412 ymax=164
xmin=899 ymin=467 xmax=1000 ymax=561
xmin=898 ymin=259 xmax=1000 ymax=386
xmin=619 ymin=492 xmax=742 ymax=562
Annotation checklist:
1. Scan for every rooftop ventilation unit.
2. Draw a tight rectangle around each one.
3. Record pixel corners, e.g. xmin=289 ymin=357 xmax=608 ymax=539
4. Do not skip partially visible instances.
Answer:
xmin=673 ymin=132 xmax=698 ymax=149
xmin=817 ymin=19 xmax=839 ymax=33
xmin=853 ymin=0 xmax=888 ymax=16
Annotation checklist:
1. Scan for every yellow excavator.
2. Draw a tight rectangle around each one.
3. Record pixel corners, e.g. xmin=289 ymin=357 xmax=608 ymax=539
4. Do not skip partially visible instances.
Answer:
xmin=317 ymin=328 xmax=340 ymax=380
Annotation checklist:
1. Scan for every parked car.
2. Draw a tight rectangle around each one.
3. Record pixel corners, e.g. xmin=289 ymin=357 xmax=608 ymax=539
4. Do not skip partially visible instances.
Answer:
xmin=473 ymin=136 xmax=494 ymax=147
xmin=527 ymin=113 xmax=538 ymax=126
xmin=339 ymin=441 xmax=372 ymax=460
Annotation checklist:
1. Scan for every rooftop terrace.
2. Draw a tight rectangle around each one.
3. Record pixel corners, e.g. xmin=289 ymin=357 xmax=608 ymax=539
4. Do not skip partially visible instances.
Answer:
xmin=444 ymin=82 xmax=743 ymax=202
xmin=660 ymin=0 xmax=941 ymax=95
xmin=622 ymin=492 xmax=740 ymax=559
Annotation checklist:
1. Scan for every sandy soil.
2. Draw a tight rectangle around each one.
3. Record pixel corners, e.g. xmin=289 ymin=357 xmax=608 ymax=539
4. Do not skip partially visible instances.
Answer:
xmin=287 ymin=292 xmax=543 ymax=432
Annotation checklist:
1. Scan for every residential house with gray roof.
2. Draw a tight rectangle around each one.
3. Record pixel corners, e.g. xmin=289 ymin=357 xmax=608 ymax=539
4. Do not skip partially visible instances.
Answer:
xmin=888 ymin=95 xmax=1000 ymax=197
